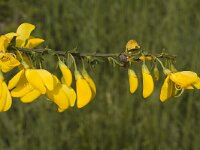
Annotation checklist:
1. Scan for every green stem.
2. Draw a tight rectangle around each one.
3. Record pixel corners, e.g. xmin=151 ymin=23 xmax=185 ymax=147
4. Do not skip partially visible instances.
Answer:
xmin=69 ymin=53 xmax=77 ymax=71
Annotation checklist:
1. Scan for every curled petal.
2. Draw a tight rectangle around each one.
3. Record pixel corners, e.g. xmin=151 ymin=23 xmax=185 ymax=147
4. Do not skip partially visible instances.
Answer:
xmin=25 ymin=38 xmax=44 ymax=48
xmin=170 ymin=71 xmax=198 ymax=88
xmin=16 ymin=23 xmax=35 ymax=47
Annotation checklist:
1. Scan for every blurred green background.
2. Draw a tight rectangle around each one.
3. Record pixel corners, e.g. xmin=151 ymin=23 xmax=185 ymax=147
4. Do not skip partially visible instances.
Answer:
xmin=1 ymin=0 xmax=200 ymax=149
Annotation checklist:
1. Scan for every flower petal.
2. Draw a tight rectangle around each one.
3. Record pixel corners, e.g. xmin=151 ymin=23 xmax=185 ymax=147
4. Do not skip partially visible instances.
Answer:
xmin=62 ymin=84 xmax=76 ymax=107
xmin=160 ymin=76 xmax=173 ymax=102
xmin=0 ymin=82 xmax=8 ymax=112
xmin=59 ymin=61 xmax=72 ymax=87
xmin=82 ymin=70 xmax=96 ymax=99
xmin=47 ymin=83 xmax=70 ymax=111
xmin=20 ymin=89 xmax=41 ymax=103
xmin=142 ymin=64 xmax=154 ymax=98
xmin=76 ymin=77 xmax=92 ymax=108
xmin=16 ymin=23 xmax=35 ymax=47
xmin=170 ymin=71 xmax=198 ymax=88
xmin=25 ymin=69 xmax=46 ymax=94
xmin=2 ymin=89 xmax=12 ymax=112
xmin=25 ymin=38 xmax=44 ymax=48
xmin=37 ymin=69 xmax=54 ymax=91
xmin=11 ymin=81 xmax=33 ymax=97
xmin=8 ymin=69 xmax=24 ymax=90
xmin=128 ymin=68 xmax=138 ymax=94
xmin=126 ymin=39 xmax=140 ymax=51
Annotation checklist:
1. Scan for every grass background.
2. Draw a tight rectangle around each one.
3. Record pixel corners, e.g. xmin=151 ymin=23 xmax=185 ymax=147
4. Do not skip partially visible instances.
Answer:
xmin=1 ymin=0 xmax=200 ymax=149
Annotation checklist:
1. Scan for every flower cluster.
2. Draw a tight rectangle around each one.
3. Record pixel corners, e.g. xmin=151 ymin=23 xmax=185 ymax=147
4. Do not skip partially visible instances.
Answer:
xmin=0 ymin=23 xmax=199 ymax=113
xmin=126 ymin=40 xmax=200 ymax=101
xmin=0 ymin=23 xmax=96 ymax=112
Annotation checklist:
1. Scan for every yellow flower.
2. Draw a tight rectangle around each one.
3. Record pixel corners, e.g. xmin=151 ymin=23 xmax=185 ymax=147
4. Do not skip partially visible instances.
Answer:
xmin=62 ymin=84 xmax=76 ymax=107
xmin=15 ymin=23 xmax=44 ymax=48
xmin=46 ymin=75 xmax=70 ymax=112
xmin=0 ymin=53 xmax=20 ymax=72
xmin=126 ymin=39 xmax=140 ymax=51
xmin=75 ymin=70 xmax=92 ymax=108
xmin=128 ymin=68 xmax=138 ymax=94
xmin=8 ymin=69 xmax=41 ymax=103
xmin=0 ymin=75 xmax=12 ymax=112
xmin=59 ymin=60 xmax=72 ymax=87
xmin=82 ymin=69 xmax=96 ymax=100
xmin=160 ymin=71 xmax=200 ymax=102
xmin=142 ymin=63 xmax=154 ymax=98
xmin=8 ymin=68 xmax=54 ymax=101
xmin=0 ymin=33 xmax=17 ymax=52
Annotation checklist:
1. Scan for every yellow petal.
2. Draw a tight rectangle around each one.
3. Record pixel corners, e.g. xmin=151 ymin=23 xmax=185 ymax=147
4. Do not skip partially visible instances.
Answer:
xmin=4 ymin=32 xmax=18 ymax=41
xmin=0 ymin=36 xmax=9 ymax=52
xmin=128 ymin=68 xmax=138 ymax=94
xmin=126 ymin=39 xmax=140 ymax=51
xmin=0 ymin=82 xmax=8 ymax=112
xmin=76 ymin=77 xmax=92 ymax=108
xmin=47 ymin=83 xmax=69 ymax=111
xmin=82 ymin=71 xmax=96 ymax=99
xmin=0 ymin=53 xmax=20 ymax=72
xmin=193 ymin=78 xmax=200 ymax=89
xmin=160 ymin=76 xmax=171 ymax=102
xmin=25 ymin=69 xmax=46 ymax=94
xmin=8 ymin=69 xmax=24 ymax=90
xmin=20 ymin=89 xmax=41 ymax=103
xmin=2 ymin=89 xmax=12 ymax=112
xmin=142 ymin=64 xmax=154 ymax=98
xmin=170 ymin=71 xmax=198 ymax=88
xmin=11 ymin=81 xmax=33 ymax=97
xmin=16 ymin=23 xmax=35 ymax=47
xmin=37 ymin=69 xmax=54 ymax=91
xmin=25 ymin=38 xmax=44 ymax=48
xmin=59 ymin=61 xmax=72 ymax=87
xmin=62 ymin=84 xmax=76 ymax=107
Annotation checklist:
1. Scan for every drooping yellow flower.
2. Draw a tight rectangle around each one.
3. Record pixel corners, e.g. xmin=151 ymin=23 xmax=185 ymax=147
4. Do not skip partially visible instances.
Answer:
xmin=8 ymin=69 xmax=41 ymax=103
xmin=75 ymin=70 xmax=92 ymax=108
xmin=142 ymin=63 xmax=154 ymax=98
xmin=46 ymin=75 xmax=70 ymax=112
xmin=15 ymin=23 xmax=44 ymax=48
xmin=128 ymin=68 xmax=138 ymax=94
xmin=160 ymin=76 xmax=176 ymax=102
xmin=59 ymin=60 xmax=72 ymax=87
xmin=0 ymin=53 xmax=20 ymax=73
xmin=160 ymin=70 xmax=200 ymax=102
xmin=170 ymin=71 xmax=199 ymax=88
xmin=9 ymin=68 xmax=54 ymax=95
xmin=82 ymin=69 xmax=96 ymax=99
xmin=0 ymin=75 xmax=12 ymax=112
